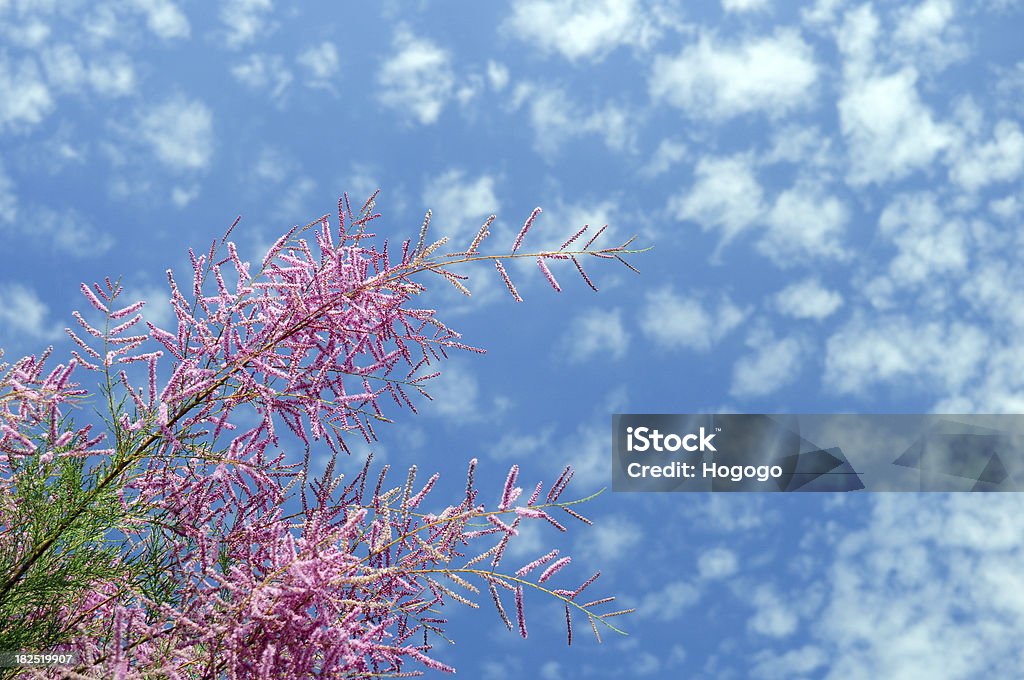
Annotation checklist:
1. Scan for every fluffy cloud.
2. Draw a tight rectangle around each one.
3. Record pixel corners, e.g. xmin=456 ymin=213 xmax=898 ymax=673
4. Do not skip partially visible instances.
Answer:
xmin=0 ymin=283 xmax=62 ymax=341
xmin=421 ymin=169 xmax=499 ymax=245
xmin=812 ymin=495 xmax=1024 ymax=678
xmin=87 ymin=52 xmax=136 ymax=96
xmin=563 ymin=307 xmax=630 ymax=363
xmin=423 ymin=361 xmax=482 ymax=420
xmin=635 ymin=579 xmax=701 ymax=622
xmin=773 ymin=278 xmax=844 ymax=320
xmin=0 ymin=53 xmax=53 ymax=132
xmin=377 ymin=26 xmax=454 ymax=125
xmin=891 ymin=0 xmax=967 ymax=72
xmin=823 ymin=313 xmax=987 ymax=395
xmin=231 ymin=53 xmax=292 ymax=99
xmin=577 ymin=514 xmax=643 ymax=563
xmin=668 ymin=155 xmax=763 ymax=245
xmin=722 ymin=0 xmax=770 ymax=12
xmin=836 ymin=6 xmax=956 ymax=185
xmin=749 ymin=586 xmax=799 ymax=637
xmin=641 ymin=138 xmax=687 ymax=177
xmin=138 ymin=96 xmax=214 ymax=171
xmin=731 ymin=330 xmax=804 ymax=398
xmin=132 ymin=0 xmax=190 ymax=40
xmin=877 ymin=192 xmax=968 ymax=286
xmin=697 ymin=547 xmax=739 ymax=579
xmin=639 ymin=286 xmax=748 ymax=352
xmin=949 ymin=120 xmax=1024 ymax=192
xmin=516 ymin=82 xmax=635 ymax=157
xmin=839 ymin=68 xmax=954 ymax=185
xmin=296 ymin=42 xmax=340 ymax=88
xmin=38 ymin=44 xmax=85 ymax=92
xmin=0 ymin=163 xmax=16 ymax=224
xmin=750 ymin=646 xmax=827 ymax=680
xmin=759 ymin=181 xmax=849 ymax=264
xmin=486 ymin=60 xmax=509 ymax=91
xmin=650 ymin=29 xmax=819 ymax=120
xmin=220 ymin=0 xmax=275 ymax=49
xmin=504 ymin=0 xmax=668 ymax=63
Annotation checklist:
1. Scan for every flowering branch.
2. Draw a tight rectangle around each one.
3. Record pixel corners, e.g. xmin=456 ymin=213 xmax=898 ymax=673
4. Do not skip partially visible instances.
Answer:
xmin=0 ymin=191 xmax=645 ymax=677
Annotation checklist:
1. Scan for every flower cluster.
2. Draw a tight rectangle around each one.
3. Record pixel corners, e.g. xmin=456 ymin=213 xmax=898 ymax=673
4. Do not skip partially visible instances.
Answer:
xmin=0 ymin=192 xmax=643 ymax=677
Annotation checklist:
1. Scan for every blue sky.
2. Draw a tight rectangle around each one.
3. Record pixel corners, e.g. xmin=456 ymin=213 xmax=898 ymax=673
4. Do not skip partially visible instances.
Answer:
xmin=2 ymin=0 xmax=1024 ymax=677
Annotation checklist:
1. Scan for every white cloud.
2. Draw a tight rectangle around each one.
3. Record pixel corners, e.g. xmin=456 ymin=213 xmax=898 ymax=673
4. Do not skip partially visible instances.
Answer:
xmin=377 ymin=26 xmax=454 ymax=125
xmin=251 ymin=146 xmax=293 ymax=184
xmin=39 ymin=44 xmax=85 ymax=93
xmin=486 ymin=60 xmax=509 ymax=91
xmin=560 ymin=423 xmax=610 ymax=489
xmin=731 ymin=330 xmax=804 ymax=398
xmin=836 ymin=6 xmax=955 ymax=187
xmin=773 ymin=278 xmax=843 ymax=320
xmin=990 ymin=194 xmax=1020 ymax=220
xmin=697 ymin=547 xmax=739 ymax=579
xmin=812 ymin=495 xmax=1024 ymax=678
xmin=0 ymin=53 xmax=54 ymax=132
xmin=425 ymin=362 xmax=481 ymax=420
xmin=802 ymin=0 xmax=846 ymax=27
xmin=170 ymin=184 xmax=199 ymax=208
xmin=271 ymin=176 xmax=317 ymax=222
xmin=130 ymin=282 xmax=174 ymax=329
xmin=949 ymin=120 xmax=1024 ymax=192
xmin=504 ymin=0 xmax=668 ymax=63
xmin=759 ymin=181 xmax=849 ymax=264
xmin=1 ymin=205 xmax=113 ymax=257
xmin=633 ymin=652 xmax=662 ymax=676
xmin=504 ymin=521 xmax=545 ymax=562
xmin=668 ymin=155 xmax=763 ymax=246
xmin=751 ymin=646 xmax=827 ymax=680
xmin=138 ymin=96 xmax=214 ymax=171
xmin=763 ymin=124 xmax=836 ymax=169
xmin=636 ymin=579 xmax=701 ymax=621
xmin=824 ymin=313 xmax=987 ymax=396
xmin=935 ymin=341 xmax=1024 ymax=413
xmin=960 ymin=258 xmax=1024 ymax=331
xmin=487 ymin=428 xmax=555 ymax=461
xmin=519 ymin=83 xmax=635 ymax=157
xmin=722 ymin=0 xmax=770 ymax=12
xmin=87 ymin=53 xmax=136 ymax=96
xmin=563 ymin=307 xmax=630 ymax=363
xmin=639 ymin=286 xmax=748 ymax=352
xmin=0 ymin=283 xmax=62 ymax=341
xmin=891 ymin=0 xmax=967 ymax=72
xmin=82 ymin=6 xmax=121 ymax=45
xmin=220 ymin=0 xmax=275 ymax=49
xmin=835 ymin=3 xmax=880 ymax=76
xmin=839 ymin=68 xmax=954 ymax=185
xmin=132 ymin=0 xmax=190 ymax=40
xmin=650 ymin=29 xmax=819 ymax=120
xmin=641 ymin=138 xmax=686 ymax=177
xmin=2 ymin=18 xmax=51 ymax=49
xmin=0 ymin=163 xmax=16 ymax=224
xmin=421 ymin=169 xmax=499 ymax=246
xmin=296 ymin=42 xmax=340 ymax=88
xmin=877 ymin=192 xmax=968 ymax=286
xmin=749 ymin=586 xmax=798 ymax=637
xmin=523 ymin=198 xmax=622 ymax=254
xmin=539 ymin=662 xmax=562 ymax=680
xmin=231 ymin=53 xmax=293 ymax=99
xmin=578 ymin=515 xmax=643 ymax=563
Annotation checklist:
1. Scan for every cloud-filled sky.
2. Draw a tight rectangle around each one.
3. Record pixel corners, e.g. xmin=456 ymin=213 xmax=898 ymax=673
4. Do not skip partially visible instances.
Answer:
xmin=2 ymin=0 xmax=1024 ymax=677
